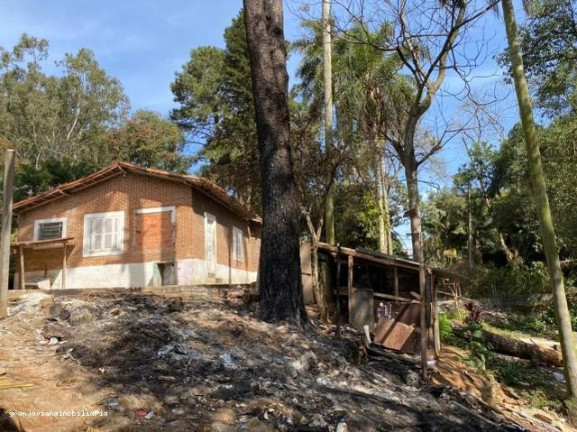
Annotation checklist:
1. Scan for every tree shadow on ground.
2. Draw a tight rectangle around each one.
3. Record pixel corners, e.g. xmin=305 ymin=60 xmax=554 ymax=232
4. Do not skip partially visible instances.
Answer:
xmin=53 ymin=294 xmax=525 ymax=432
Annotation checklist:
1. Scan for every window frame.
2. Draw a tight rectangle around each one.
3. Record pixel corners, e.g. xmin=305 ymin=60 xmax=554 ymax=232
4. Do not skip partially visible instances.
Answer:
xmin=82 ymin=211 xmax=125 ymax=257
xmin=33 ymin=217 xmax=67 ymax=241
xmin=232 ymin=226 xmax=244 ymax=262
xmin=204 ymin=212 xmax=217 ymax=274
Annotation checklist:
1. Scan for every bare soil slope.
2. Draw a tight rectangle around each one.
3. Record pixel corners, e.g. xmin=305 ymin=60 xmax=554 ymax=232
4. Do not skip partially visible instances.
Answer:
xmin=0 ymin=291 xmax=545 ymax=431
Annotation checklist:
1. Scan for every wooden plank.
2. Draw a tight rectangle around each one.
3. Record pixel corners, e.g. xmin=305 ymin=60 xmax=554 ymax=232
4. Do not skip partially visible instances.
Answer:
xmin=419 ymin=264 xmax=428 ymax=379
xmin=316 ymin=242 xmax=419 ymax=272
xmin=432 ymin=275 xmax=440 ymax=357
xmin=393 ymin=265 xmax=399 ymax=300
xmin=11 ymin=237 xmax=75 ymax=248
xmin=19 ymin=245 xmax=25 ymax=291
xmin=372 ymin=292 xmax=418 ymax=303
xmin=347 ymin=255 xmax=354 ymax=318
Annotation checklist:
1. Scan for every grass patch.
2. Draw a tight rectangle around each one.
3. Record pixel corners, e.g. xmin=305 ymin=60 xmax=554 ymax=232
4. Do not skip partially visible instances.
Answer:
xmin=487 ymin=312 xmax=558 ymax=339
xmin=442 ymin=311 xmax=565 ymax=415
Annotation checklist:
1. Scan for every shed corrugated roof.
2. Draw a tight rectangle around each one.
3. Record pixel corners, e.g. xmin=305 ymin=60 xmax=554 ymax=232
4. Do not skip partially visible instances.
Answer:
xmin=13 ymin=162 xmax=261 ymax=222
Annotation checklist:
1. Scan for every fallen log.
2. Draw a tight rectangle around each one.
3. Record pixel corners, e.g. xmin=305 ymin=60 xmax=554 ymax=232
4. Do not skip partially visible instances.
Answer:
xmin=452 ymin=323 xmax=563 ymax=367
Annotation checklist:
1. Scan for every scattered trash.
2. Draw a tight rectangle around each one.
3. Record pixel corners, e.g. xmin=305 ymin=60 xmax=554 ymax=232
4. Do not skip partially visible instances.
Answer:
xmin=219 ymin=352 xmax=238 ymax=370
xmin=145 ymin=410 xmax=154 ymax=420
xmin=552 ymin=371 xmax=565 ymax=383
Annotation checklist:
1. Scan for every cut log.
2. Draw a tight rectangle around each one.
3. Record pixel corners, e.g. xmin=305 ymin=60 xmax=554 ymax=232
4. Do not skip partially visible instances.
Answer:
xmin=452 ymin=323 xmax=563 ymax=367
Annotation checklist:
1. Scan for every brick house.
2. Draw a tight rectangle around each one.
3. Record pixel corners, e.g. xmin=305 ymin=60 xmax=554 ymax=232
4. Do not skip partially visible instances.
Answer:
xmin=11 ymin=162 xmax=261 ymax=289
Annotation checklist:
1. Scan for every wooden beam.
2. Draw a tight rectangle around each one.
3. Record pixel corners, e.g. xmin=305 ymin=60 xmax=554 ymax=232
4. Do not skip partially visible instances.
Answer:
xmin=62 ymin=241 xmax=67 ymax=290
xmin=393 ymin=266 xmax=399 ymax=301
xmin=0 ymin=149 xmax=15 ymax=319
xmin=373 ymin=292 xmax=418 ymax=303
xmin=432 ymin=274 xmax=440 ymax=357
xmin=419 ymin=264 xmax=428 ymax=379
xmin=18 ymin=245 xmax=25 ymax=291
xmin=347 ymin=255 xmax=354 ymax=318
xmin=316 ymin=242 xmax=419 ymax=272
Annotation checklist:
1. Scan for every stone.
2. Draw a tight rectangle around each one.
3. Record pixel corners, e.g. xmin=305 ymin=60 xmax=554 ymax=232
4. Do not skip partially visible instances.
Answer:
xmin=309 ymin=413 xmax=328 ymax=428
xmin=243 ymin=417 xmax=277 ymax=432
xmin=336 ymin=422 xmax=349 ymax=432
xmin=58 ymin=308 xmax=71 ymax=321
xmin=167 ymin=297 xmax=184 ymax=312
xmin=288 ymin=351 xmax=317 ymax=375
xmin=553 ymin=372 xmax=565 ymax=383
xmin=403 ymin=370 xmax=421 ymax=387
xmin=42 ymin=323 xmax=70 ymax=340
xmin=49 ymin=303 xmax=62 ymax=318
xmin=211 ymin=422 xmax=235 ymax=432
xmin=110 ymin=307 xmax=123 ymax=316
xmin=213 ymin=407 xmax=236 ymax=424
xmin=69 ymin=308 xmax=94 ymax=326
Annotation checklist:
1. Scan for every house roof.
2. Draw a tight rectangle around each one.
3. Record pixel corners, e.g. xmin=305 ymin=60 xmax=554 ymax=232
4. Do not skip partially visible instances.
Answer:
xmin=13 ymin=162 xmax=261 ymax=222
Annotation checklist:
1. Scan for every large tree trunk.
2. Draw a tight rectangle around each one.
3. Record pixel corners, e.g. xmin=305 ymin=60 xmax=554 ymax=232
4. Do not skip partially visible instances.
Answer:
xmin=243 ymin=0 xmax=308 ymax=326
xmin=502 ymin=0 xmax=577 ymax=399
xmin=452 ymin=323 xmax=563 ymax=367
xmin=403 ymin=142 xmax=424 ymax=263
xmin=375 ymin=138 xmax=390 ymax=254
xmin=323 ymin=0 xmax=336 ymax=246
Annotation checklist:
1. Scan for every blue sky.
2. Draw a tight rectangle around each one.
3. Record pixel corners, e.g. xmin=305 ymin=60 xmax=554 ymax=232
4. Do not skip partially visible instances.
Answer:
xmin=1 ymin=0 xmax=524 ymax=253
xmin=0 ymin=0 xmax=308 ymax=115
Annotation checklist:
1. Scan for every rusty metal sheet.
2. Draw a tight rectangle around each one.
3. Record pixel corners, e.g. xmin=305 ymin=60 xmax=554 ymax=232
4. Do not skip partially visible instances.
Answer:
xmin=373 ymin=317 xmax=419 ymax=354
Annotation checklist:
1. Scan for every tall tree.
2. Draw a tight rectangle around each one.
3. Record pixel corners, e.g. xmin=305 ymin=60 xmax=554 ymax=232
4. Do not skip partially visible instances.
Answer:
xmin=171 ymin=13 xmax=261 ymax=209
xmin=322 ymin=0 xmax=336 ymax=245
xmin=107 ymin=110 xmax=191 ymax=173
xmin=243 ymin=0 xmax=308 ymax=326
xmin=516 ymin=0 xmax=577 ymax=116
xmin=0 ymin=35 xmax=129 ymax=167
xmin=501 ymin=0 xmax=577 ymax=403
xmin=329 ymin=0 xmax=496 ymax=262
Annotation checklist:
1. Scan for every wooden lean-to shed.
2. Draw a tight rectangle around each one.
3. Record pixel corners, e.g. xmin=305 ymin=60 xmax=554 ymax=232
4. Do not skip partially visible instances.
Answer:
xmin=315 ymin=242 xmax=464 ymax=373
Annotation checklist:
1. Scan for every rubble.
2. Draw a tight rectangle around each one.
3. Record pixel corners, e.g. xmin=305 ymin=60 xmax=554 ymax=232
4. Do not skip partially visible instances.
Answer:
xmin=0 ymin=291 xmax=566 ymax=431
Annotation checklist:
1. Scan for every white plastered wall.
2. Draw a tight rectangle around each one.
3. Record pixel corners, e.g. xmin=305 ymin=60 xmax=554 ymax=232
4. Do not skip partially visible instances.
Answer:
xmin=14 ymin=259 xmax=257 ymax=289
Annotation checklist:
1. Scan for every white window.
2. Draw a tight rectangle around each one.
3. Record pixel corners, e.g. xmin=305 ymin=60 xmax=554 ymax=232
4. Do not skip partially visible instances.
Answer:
xmin=232 ymin=227 xmax=244 ymax=262
xmin=83 ymin=211 xmax=125 ymax=257
xmin=34 ymin=218 xmax=67 ymax=241
xmin=205 ymin=213 xmax=217 ymax=274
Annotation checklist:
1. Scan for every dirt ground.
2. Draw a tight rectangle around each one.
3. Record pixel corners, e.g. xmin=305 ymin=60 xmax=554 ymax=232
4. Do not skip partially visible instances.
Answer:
xmin=0 ymin=290 xmax=570 ymax=432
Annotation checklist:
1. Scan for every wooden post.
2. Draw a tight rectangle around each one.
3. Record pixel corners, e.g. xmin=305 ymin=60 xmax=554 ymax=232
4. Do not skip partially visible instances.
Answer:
xmin=419 ymin=264 xmax=428 ymax=379
xmin=393 ymin=265 xmax=399 ymax=301
xmin=61 ymin=241 xmax=67 ymax=290
xmin=432 ymin=274 xmax=440 ymax=357
xmin=18 ymin=244 xmax=25 ymax=291
xmin=335 ymin=246 xmax=341 ymax=336
xmin=347 ymin=255 xmax=354 ymax=318
xmin=0 ymin=149 xmax=15 ymax=319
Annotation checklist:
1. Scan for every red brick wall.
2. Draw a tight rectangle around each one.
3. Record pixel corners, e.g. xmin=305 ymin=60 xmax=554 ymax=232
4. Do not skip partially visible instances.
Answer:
xmin=17 ymin=172 xmax=260 ymax=273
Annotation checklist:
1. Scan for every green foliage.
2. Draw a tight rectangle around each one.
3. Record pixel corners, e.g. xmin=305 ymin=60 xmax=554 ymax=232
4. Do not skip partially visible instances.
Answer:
xmin=463 ymin=322 xmax=493 ymax=371
xmin=487 ymin=357 xmax=563 ymax=412
xmin=107 ymin=110 xmax=191 ymax=173
xmin=14 ymin=157 xmax=98 ymax=201
xmin=438 ymin=313 xmax=454 ymax=343
xmin=171 ymin=11 xmax=261 ymax=210
xmin=471 ymin=262 xmax=552 ymax=297
xmin=0 ymin=35 xmax=129 ymax=166
xmin=516 ymin=0 xmax=577 ymax=116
